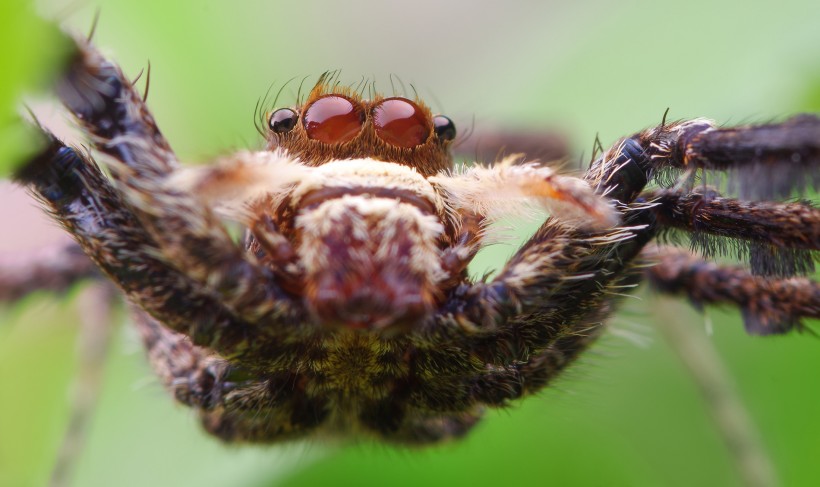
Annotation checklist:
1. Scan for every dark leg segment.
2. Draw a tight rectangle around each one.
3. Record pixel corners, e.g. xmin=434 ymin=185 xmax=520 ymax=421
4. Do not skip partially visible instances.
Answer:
xmin=453 ymin=126 xmax=569 ymax=165
xmin=58 ymin=37 xmax=175 ymax=175
xmin=462 ymin=116 xmax=820 ymax=400
xmin=643 ymin=246 xmax=819 ymax=335
xmin=646 ymin=189 xmax=819 ymax=276
xmin=133 ymin=309 xmax=330 ymax=443
xmin=636 ymin=115 xmax=820 ymax=199
xmin=589 ymin=116 xmax=820 ymax=277
xmin=14 ymin=135 xmax=269 ymax=360
xmin=646 ymin=190 xmax=819 ymax=251
xmin=57 ymin=36 xmax=298 ymax=326
xmin=430 ymin=138 xmax=658 ymax=405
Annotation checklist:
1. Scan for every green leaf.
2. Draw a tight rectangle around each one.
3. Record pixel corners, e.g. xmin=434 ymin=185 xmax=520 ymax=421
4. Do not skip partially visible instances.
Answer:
xmin=0 ymin=2 xmax=69 ymax=177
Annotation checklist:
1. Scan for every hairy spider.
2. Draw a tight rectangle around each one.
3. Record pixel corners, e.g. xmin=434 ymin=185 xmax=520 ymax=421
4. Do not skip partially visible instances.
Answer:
xmin=6 ymin=34 xmax=819 ymax=447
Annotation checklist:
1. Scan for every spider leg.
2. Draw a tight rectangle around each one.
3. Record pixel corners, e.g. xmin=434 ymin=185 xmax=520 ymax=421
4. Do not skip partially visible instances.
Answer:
xmin=58 ymin=37 xmax=175 ymax=175
xmin=14 ymin=136 xmax=274 ymax=359
xmin=133 ymin=308 xmax=329 ymax=443
xmin=427 ymin=208 xmax=654 ymax=409
xmin=602 ymin=116 xmax=819 ymax=277
xmin=643 ymin=246 xmax=819 ymax=335
xmin=433 ymin=139 xmax=657 ymax=360
xmin=56 ymin=36 xmax=298 ymax=325
xmin=359 ymin=400 xmax=482 ymax=444
xmin=436 ymin=116 xmax=819 ymax=404
xmin=644 ymin=189 xmax=819 ymax=276
xmin=452 ymin=125 xmax=569 ymax=166
xmin=429 ymin=128 xmax=662 ymax=406
xmin=624 ymin=115 xmax=820 ymax=199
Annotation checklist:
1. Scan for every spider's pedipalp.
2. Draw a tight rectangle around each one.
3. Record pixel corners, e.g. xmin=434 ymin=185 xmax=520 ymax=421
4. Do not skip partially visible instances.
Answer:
xmin=643 ymin=246 xmax=820 ymax=335
xmin=430 ymin=156 xmax=619 ymax=232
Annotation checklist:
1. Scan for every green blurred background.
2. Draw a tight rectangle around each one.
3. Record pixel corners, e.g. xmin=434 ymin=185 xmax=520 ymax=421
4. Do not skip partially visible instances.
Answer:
xmin=1 ymin=0 xmax=819 ymax=486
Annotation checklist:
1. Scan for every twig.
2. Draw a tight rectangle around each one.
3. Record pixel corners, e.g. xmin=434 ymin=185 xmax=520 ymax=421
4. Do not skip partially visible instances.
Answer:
xmin=49 ymin=283 xmax=117 ymax=487
xmin=653 ymin=297 xmax=779 ymax=487
xmin=0 ymin=243 xmax=98 ymax=302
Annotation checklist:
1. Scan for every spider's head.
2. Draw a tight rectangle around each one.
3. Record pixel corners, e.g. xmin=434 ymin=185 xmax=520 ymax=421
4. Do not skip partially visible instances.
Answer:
xmin=264 ymin=78 xmax=456 ymax=176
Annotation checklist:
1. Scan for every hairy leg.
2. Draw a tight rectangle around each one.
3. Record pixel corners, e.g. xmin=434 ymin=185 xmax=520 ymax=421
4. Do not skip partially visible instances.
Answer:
xmin=15 ymin=136 xmax=270 ymax=359
xmin=56 ymin=36 xmax=298 ymax=325
xmin=591 ymin=115 xmax=818 ymax=199
xmin=433 ymin=131 xmax=657 ymax=352
xmin=643 ymin=246 xmax=819 ymax=335
xmin=452 ymin=125 xmax=569 ymax=166
xmin=132 ymin=309 xmax=330 ymax=442
xmin=443 ymin=116 xmax=820 ymax=402
xmin=429 ymin=158 xmax=618 ymax=230
xmin=645 ymin=189 xmax=819 ymax=276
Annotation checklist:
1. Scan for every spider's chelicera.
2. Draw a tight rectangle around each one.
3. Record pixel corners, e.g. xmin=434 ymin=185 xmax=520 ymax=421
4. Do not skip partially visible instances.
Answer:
xmin=10 ymin=36 xmax=819 ymax=444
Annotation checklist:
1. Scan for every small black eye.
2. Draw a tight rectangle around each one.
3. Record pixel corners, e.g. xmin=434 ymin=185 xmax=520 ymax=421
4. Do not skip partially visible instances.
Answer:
xmin=433 ymin=115 xmax=456 ymax=142
xmin=269 ymin=108 xmax=298 ymax=134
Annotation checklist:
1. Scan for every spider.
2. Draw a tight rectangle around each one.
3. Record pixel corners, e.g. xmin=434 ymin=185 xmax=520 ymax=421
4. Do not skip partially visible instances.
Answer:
xmin=5 ymin=33 xmax=819 ymax=448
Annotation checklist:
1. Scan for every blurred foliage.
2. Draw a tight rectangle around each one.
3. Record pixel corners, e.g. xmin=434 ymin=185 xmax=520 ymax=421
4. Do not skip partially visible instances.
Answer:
xmin=1 ymin=0 xmax=819 ymax=486
xmin=0 ymin=1 xmax=68 ymax=177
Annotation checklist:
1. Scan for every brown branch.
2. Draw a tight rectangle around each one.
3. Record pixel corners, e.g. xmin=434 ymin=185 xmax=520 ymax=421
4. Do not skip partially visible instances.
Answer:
xmin=0 ymin=242 xmax=98 ymax=302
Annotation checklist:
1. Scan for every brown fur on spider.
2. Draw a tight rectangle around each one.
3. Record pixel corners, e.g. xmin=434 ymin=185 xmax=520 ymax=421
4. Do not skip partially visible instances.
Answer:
xmin=13 ymin=34 xmax=820 ymax=445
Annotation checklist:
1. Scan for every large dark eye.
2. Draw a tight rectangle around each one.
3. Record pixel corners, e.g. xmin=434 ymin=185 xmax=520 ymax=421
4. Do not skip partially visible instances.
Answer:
xmin=372 ymin=98 xmax=430 ymax=148
xmin=269 ymin=108 xmax=298 ymax=133
xmin=303 ymin=95 xmax=364 ymax=144
xmin=433 ymin=115 xmax=456 ymax=142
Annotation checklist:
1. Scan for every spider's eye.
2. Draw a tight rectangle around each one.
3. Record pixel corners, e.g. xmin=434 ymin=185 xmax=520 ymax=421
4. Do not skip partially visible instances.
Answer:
xmin=269 ymin=108 xmax=298 ymax=134
xmin=372 ymin=98 xmax=430 ymax=148
xmin=303 ymin=95 xmax=364 ymax=144
xmin=433 ymin=115 xmax=456 ymax=142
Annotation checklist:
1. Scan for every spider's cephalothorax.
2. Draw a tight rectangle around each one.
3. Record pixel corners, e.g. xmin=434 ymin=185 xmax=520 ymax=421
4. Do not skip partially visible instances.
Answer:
xmin=11 ymin=36 xmax=820 ymax=445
